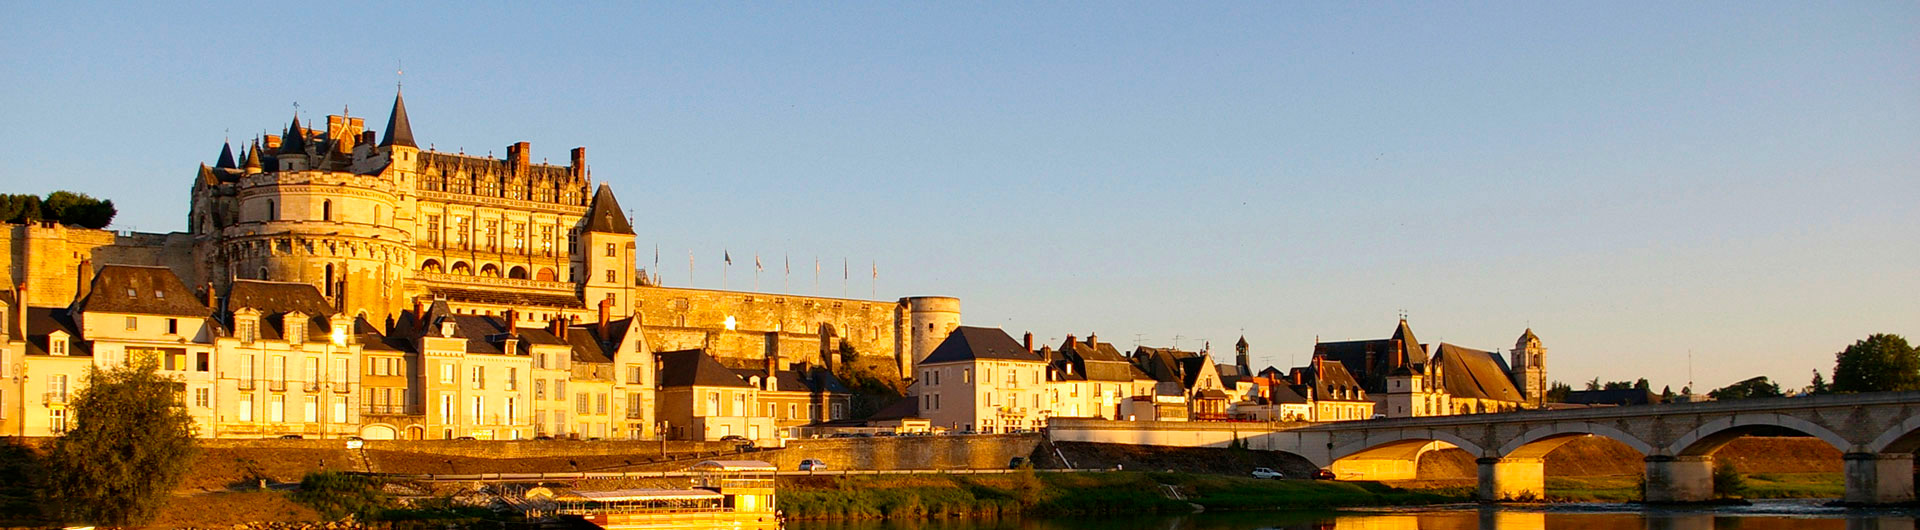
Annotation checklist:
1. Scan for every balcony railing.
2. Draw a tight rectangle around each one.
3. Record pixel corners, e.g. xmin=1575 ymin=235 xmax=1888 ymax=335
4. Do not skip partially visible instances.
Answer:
xmin=334 ymin=384 xmax=352 ymax=394
xmin=268 ymin=380 xmax=287 ymax=392
xmin=362 ymin=404 xmax=419 ymax=416
xmin=302 ymin=381 xmax=322 ymax=393
xmin=237 ymin=380 xmax=255 ymax=391
xmin=44 ymin=392 xmax=69 ymax=405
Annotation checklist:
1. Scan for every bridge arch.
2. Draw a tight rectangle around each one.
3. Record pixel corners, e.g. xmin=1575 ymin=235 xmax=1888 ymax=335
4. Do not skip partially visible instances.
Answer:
xmin=1664 ymin=413 xmax=1853 ymax=456
xmin=1331 ymin=429 xmax=1489 ymax=461
xmin=1498 ymin=422 xmax=1656 ymax=459
xmin=1867 ymin=413 xmax=1920 ymax=453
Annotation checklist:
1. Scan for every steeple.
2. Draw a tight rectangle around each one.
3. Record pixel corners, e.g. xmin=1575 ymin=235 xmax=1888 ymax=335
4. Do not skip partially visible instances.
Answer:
xmin=380 ymin=90 xmax=417 ymax=148
xmin=279 ymin=115 xmax=307 ymax=155
xmin=243 ymin=140 xmax=262 ymax=171
xmin=215 ymin=142 xmax=236 ymax=169
xmin=583 ymin=183 xmax=634 ymax=235
xmin=1390 ymin=318 xmax=1425 ymax=365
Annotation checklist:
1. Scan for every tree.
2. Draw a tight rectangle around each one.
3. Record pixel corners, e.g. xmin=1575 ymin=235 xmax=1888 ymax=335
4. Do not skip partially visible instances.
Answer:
xmin=1808 ymin=370 xmax=1830 ymax=395
xmin=43 ymin=357 xmax=198 ymax=526
xmin=40 ymin=191 xmax=116 ymax=229
xmin=1633 ymin=378 xmax=1651 ymax=392
xmin=1708 ymin=376 xmax=1783 ymax=401
xmin=1660 ymin=385 xmax=1675 ymax=401
xmin=1831 ymin=334 xmax=1920 ymax=393
xmin=1546 ymin=381 xmax=1573 ymax=403
xmin=1585 ymin=377 xmax=1601 ymax=391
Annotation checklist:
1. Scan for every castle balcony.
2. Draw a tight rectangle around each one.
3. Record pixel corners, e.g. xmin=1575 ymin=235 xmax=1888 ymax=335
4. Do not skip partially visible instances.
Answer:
xmin=415 ymin=271 xmax=576 ymax=293
xmin=416 ymin=189 xmax=588 ymax=216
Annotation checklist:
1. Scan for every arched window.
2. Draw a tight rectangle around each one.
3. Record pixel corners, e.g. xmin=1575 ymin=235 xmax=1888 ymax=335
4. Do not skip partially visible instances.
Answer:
xmin=421 ymin=259 xmax=443 ymax=273
xmin=508 ymin=266 xmax=528 ymax=280
xmin=479 ymin=264 xmax=501 ymax=277
xmin=451 ymin=261 xmax=473 ymax=275
xmin=322 ymin=200 xmax=332 ymax=221
xmin=266 ymin=199 xmax=277 ymax=221
xmin=258 ymin=267 xmax=268 ymax=280
xmin=324 ymin=264 xmax=335 ymax=297
xmin=535 ymin=267 xmax=556 ymax=282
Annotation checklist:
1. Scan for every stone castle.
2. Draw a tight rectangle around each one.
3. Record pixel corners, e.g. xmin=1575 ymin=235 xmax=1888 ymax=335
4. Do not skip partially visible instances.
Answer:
xmin=0 ymin=89 xmax=960 ymax=441
xmin=6 ymin=89 xmax=959 ymax=377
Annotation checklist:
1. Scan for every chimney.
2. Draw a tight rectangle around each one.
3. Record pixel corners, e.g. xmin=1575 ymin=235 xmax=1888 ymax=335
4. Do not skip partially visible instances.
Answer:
xmin=327 ymin=115 xmax=343 ymax=139
xmin=1064 ymin=334 xmax=1076 ymax=349
xmin=204 ymin=282 xmax=215 ymax=313
xmin=349 ymin=117 xmax=365 ymax=137
xmin=505 ymin=309 xmax=519 ymax=335
xmin=360 ymin=131 xmax=376 ymax=147
xmin=549 ymin=317 xmax=565 ymax=339
xmin=265 ymin=135 xmax=282 ymax=150
xmin=75 ymin=259 xmax=93 ymax=303
xmin=597 ymin=297 xmax=613 ymax=338
xmin=570 ymin=147 xmax=587 ymax=180
xmin=765 ymin=354 xmax=777 ymax=391
xmin=1023 ymin=332 xmax=1033 ymax=353
xmin=1086 ymin=332 xmax=1097 ymax=347
xmin=14 ymin=282 xmax=26 ymax=341
xmin=508 ymin=142 xmax=531 ymax=176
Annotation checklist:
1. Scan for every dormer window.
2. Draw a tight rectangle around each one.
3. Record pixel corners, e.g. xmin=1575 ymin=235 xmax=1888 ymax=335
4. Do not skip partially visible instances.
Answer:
xmin=126 ymin=288 xmax=136 ymax=297
xmin=154 ymin=290 xmax=164 ymax=298
xmin=51 ymin=337 xmax=67 ymax=356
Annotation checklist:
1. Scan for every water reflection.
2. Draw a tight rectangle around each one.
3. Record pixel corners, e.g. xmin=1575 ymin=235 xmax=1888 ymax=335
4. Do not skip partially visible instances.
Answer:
xmin=785 ymin=502 xmax=1919 ymax=530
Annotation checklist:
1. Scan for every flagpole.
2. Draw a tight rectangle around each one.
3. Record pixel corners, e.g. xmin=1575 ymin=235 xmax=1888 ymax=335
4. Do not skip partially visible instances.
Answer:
xmin=688 ymin=251 xmax=694 ymax=286
xmin=784 ymin=254 xmax=790 ymax=292
xmin=871 ymin=260 xmax=876 ymax=299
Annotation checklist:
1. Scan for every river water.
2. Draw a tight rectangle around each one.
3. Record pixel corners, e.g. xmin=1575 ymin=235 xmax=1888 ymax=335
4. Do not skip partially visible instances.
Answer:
xmin=786 ymin=501 xmax=1919 ymax=530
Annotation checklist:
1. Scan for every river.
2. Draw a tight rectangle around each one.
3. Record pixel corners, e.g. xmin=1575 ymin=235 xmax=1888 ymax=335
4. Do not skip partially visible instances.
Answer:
xmin=786 ymin=501 xmax=1919 ymax=530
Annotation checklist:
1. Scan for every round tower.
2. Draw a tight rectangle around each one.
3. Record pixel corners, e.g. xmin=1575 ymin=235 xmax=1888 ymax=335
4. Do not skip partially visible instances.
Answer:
xmin=899 ymin=296 xmax=961 ymax=375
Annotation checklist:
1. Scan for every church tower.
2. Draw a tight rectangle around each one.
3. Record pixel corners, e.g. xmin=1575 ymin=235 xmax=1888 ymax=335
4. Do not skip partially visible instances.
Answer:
xmin=1234 ymin=335 xmax=1250 ymax=374
xmin=1509 ymin=329 xmax=1547 ymax=407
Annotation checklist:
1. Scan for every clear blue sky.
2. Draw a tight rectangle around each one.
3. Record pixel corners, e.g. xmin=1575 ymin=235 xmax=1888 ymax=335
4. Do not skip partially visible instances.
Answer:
xmin=3 ymin=2 xmax=1915 ymax=391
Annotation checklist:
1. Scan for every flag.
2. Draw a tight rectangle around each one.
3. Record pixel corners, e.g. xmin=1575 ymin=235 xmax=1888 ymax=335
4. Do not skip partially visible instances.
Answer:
xmin=843 ymin=258 xmax=848 ymax=280
xmin=724 ymin=250 xmax=732 ymax=266
xmin=785 ymin=254 xmax=790 ymax=275
xmin=872 ymin=261 xmax=877 ymax=279
xmin=653 ymin=244 xmax=659 ymax=269
xmin=755 ymin=254 xmax=763 ymax=272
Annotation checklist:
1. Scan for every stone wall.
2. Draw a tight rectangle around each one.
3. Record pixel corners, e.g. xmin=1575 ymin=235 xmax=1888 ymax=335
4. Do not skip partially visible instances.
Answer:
xmin=758 ymin=434 xmax=1041 ymax=471
xmin=632 ymin=285 xmax=905 ymax=370
xmin=2 ymin=223 xmax=195 ymax=307
xmin=200 ymin=437 xmax=736 ymax=458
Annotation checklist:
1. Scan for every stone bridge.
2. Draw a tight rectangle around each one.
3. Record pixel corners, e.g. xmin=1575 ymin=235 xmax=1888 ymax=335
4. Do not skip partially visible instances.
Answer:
xmin=1048 ymin=392 xmax=1920 ymax=503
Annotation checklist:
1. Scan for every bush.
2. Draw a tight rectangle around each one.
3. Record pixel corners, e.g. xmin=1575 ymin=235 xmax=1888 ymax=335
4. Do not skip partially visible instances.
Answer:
xmin=1713 ymin=461 xmax=1747 ymax=498
xmin=289 ymin=471 xmax=391 ymax=520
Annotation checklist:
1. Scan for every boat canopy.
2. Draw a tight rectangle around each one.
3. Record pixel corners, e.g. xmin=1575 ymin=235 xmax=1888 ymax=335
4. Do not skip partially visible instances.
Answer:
xmin=690 ymin=460 xmax=777 ymax=472
xmin=555 ymin=489 xmax=726 ymax=502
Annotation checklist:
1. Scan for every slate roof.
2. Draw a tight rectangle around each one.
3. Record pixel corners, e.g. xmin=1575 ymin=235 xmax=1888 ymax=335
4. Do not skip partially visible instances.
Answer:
xmin=77 ymin=265 xmax=209 ymax=317
xmin=1312 ymin=320 xmax=1429 ymax=392
xmin=863 ymin=397 xmax=923 ymax=421
xmin=583 ymin=183 xmax=634 ymax=235
xmin=1294 ymin=357 xmax=1368 ymax=402
xmin=24 ymin=306 xmax=89 ymax=357
xmin=381 ymin=90 xmax=416 ymax=148
xmin=280 ymin=116 xmax=308 ymax=155
xmin=1264 ymin=378 xmax=1309 ymax=404
xmin=657 ymin=349 xmax=752 ymax=388
xmin=216 ymin=142 xmax=236 ymax=169
xmin=727 ymin=365 xmax=852 ymax=394
xmin=354 ymin=316 xmax=408 ymax=352
xmin=1431 ymin=343 xmax=1525 ymax=402
xmin=919 ymin=327 xmax=1041 ymax=365
xmin=222 ymin=280 xmax=340 ymax=342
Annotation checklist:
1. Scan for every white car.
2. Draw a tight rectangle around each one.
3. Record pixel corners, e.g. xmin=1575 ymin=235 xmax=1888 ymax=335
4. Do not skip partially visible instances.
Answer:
xmin=1251 ymin=467 xmax=1285 ymax=480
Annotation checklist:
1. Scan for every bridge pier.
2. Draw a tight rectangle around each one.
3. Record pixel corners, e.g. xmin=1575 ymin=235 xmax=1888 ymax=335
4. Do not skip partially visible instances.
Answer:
xmin=1476 ymin=457 xmax=1545 ymax=501
xmin=1844 ymin=452 xmax=1915 ymax=505
xmin=1644 ymin=455 xmax=1714 ymax=503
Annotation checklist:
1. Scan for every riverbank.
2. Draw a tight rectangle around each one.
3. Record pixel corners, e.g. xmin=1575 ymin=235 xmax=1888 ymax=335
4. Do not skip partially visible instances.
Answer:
xmin=777 ymin=471 xmax=1466 ymax=520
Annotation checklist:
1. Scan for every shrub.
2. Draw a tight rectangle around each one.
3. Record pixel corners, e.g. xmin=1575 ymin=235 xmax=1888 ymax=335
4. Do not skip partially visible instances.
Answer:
xmin=1713 ymin=461 xmax=1747 ymax=498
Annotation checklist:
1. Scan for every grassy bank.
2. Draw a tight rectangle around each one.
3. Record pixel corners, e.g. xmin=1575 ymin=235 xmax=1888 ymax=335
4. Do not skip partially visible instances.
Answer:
xmin=1386 ymin=472 xmax=1846 ymax=502
xmin=777 ymin=471 xmax=1467 ymax=520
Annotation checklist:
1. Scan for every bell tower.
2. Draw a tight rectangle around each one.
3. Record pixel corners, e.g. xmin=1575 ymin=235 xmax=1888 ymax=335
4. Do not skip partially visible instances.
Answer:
xmin=1509 ymin=329 xmax=1547 ymax=407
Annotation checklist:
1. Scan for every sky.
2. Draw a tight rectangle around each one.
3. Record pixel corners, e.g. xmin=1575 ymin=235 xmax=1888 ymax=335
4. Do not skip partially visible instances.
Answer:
xmin=2 ymin=3 xmax=1915 ymax=392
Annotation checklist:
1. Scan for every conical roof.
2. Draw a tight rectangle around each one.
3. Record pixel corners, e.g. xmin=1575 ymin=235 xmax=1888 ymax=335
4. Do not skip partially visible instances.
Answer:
xmin=582 ymin=183 xmax=634 ymax=235
xmin=279 ymin=115 xmax=307 ymax=155
xmin=380 ymin=90 xmax=417 ymax=148
xmin=215 ymin=143 xmax=236 ymax=169
xmin=1390 ymin=319 xmax=1427 ymax=365
xmin=244 ymin=140 xmax=262 ymax=169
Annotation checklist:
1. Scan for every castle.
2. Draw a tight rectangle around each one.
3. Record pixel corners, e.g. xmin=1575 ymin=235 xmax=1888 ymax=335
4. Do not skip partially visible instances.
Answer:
xmin=0 ymin=89 xmax=960 ymax=442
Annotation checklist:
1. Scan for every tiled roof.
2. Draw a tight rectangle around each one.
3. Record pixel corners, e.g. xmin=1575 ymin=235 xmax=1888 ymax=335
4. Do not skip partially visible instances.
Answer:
xmin=1432 ymin=343 xmax=1525 ymax=402
xmin=77 ymin=265 xmax=209 ymax=317
xmin=657 ymin=349 xmax=751 ymax=388
xmin=583 ymin=183 xmax=633 ymax=235
xmin=919 ymin=327 xmax=1041 ymax=365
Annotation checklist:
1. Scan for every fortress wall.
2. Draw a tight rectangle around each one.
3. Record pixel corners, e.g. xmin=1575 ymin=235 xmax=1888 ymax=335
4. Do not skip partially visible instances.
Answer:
xmin=633 ymin=285 xmax=903 ymax=367
xmin=2 ymin=223 xmax=189 ymax=307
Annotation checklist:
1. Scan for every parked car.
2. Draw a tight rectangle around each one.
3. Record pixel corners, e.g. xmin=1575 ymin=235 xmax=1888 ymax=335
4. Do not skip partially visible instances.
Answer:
xmin=799 ymin=458 xmax=829 ymax=471
xmin=1251 ymin=467 xmax=1285 ymax=480
xmin=277 ymin=434 xmax=304 ymax=440
xmin=1312 ymin=469 xmax=1337 ymax=480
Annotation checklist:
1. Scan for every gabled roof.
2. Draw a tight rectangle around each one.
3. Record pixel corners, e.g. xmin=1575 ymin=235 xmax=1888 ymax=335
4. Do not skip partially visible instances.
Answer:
xmin=226 ymin=280 xmax=334 ymax=317
xmin=1056 ymin=337 xmax=1134 ymax=381
xmin=77 ymin=265 xmax=208 ymax=317
xmin=1294 ymin=356 xmax=1368 ymax=402
xmin=582 ymin=183 xmax=634 ymax=235
xmin=24 ymin=307 xmax=90 ymax=357
xmin=657 ymin=349 xmax=751 ymax=388
xmin=1431 ymin=343 xmax=1525 ymax=402
xmin=919 ymin=327 xmax=1041 ymax=365
xmin=380 ymin=90 xmax=416 ymax=148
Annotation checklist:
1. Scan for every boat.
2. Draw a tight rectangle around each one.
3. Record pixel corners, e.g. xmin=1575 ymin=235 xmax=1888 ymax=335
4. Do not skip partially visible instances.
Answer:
xmin=528 ymin=460 xmax=779 ymax=530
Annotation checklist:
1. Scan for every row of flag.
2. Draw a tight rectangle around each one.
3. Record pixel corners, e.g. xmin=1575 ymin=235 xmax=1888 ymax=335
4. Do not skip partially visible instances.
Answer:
xmin=652 ymin=245 xmax=877 ymax=294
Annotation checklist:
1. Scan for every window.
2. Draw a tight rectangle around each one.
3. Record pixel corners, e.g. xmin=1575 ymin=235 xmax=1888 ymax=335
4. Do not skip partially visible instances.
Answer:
xmin=322 ymin=200 xmax=332 ymax=221
xmin=239 ymin=394 xmax=254 ymax=422
xmin=426 ymin=215 xmax=442 ymax=247
xmin=576 ymin=393 xmax=591 ymax=415
xmin=628 ymin=393 xmax=645 ymax=419
xmin=706 ymin=392 xmax=720 ymax=416
xmin=51 ymin=340 xmax=65 ymax=355
xmin=332 ymin=396 xmax=347 ymax=421
xmin=605 ymin=243 xmax=616 ymax=257
xmin=506 ymin=367 xmax=518 ymax=390
xmin=238 ymin=320 xmax=257 ymax=343
xmin=628 ymin=366 xmax=644 ymax=384
xmin=605 ymin=269 xmax=616 ymax=283
xmin=831 ymin=402 xmax=845 ymax=420
xmin=241 ymin=355 xmax=256 ymax=382
xmin=303 ymin=396 xmax=318 ymax=422
xmin=333 ymin=358 xmax=348 ymax=382
xmin=47 ymin=375 xmax=68 ymax=400
xmin=305 ymin=358 xmax=320 ymax=383
xmin=195 ymin=388 xmax=210 ymax=407
xmin=733 ymin=394 xmax=744 ymax=417
xmin=167 ymin=318 xmax=179 ymax=335
xmin=472 ymin=396 xmax=484 ymax=421
xmin=1008 ymin=369 xmax=1016 ymax=387
xmin=49 ymin=409 xmax=66 ymax=433
xmin=197 ymin=352 xmax=210 ymax=372
xmin=535 ymin=379 xmax=546 ymax=399
xmin=555 ymin=379 xmax=566 ymax=396
xmin=441 ymin=394 xmax=454 ymax=420
xmin=125 ymin=316 xmax=137 ymax=331
xmin=536 ymin=353 xmax=546 ymax=369
xmin=962 ymin=369 xmax=970 ymax=383
xmin=267 ymin=199 xmax=277 ymax=221
xmin=506 ymin=397 xmax=517 ymax=421
xmin=596 ymin=394 xmax=608 ymax=415
xmin=472 ymin=366 xmax=485 ymax=389
xmin=270 ymin=395 xmax=285 ymax=422
xmin=541 ymin=226 xmax=555 ymax=255
xmin=271 ymin=356 xmax=287 ymax=382
xmin=440 ymin=363 xmax=455 ymax=384
xmin=788 ymin=403 xmax=797 ymax=419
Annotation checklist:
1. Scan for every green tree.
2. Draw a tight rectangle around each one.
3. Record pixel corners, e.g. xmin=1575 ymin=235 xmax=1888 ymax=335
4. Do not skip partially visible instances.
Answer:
xmin=1545 ymin=381 xmax=1573 ymax=402
xmin=1585 ymin=377 xmax=1601 ymax=391
xmin=1808 ymin=370 xmax=1830 ymax=395
xmin=43 ymin=357 xmax=198 ymax=526
xmin=291 ymin=471 xmax=392 ymax=520
xmin=39 ymin=191 xmax=116 ymax=229
xmin=1831 ymin=334 xmax=1920 ymax=393
xmin=0 ymin=194 xmax=43 ymax=224
xmin=1708 ymin=376 xmax=1783 ymax=400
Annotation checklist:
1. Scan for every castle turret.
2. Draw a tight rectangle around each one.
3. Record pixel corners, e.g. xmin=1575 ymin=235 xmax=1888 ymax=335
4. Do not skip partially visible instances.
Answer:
xmin=579 ymin=183 xmax=635 ymax=315
xmin=900 ymin=296 xmax=960 ymax=377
